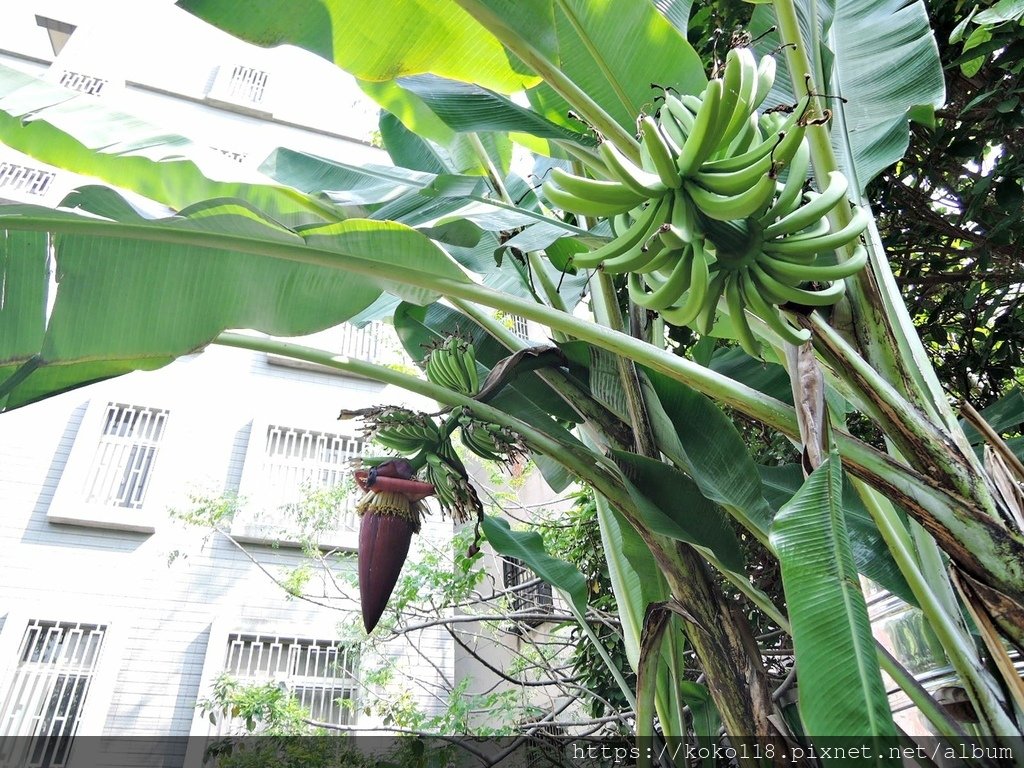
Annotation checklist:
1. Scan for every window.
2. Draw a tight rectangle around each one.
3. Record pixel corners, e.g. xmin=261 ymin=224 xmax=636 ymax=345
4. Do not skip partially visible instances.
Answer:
xmin=48 ymin=400 xmax=171 ymax=532
xmin=0 ymin=620 xmax=106 ymax=768
xmin=0 ymin=162 xmax=56 ymax=197
xmin=265 ymin=321 xmax=394 ymax=375
xmin=56 ymin=71 xmax=107 ymax=97
xmin=82 ymin=403 xmax=169 ymax=509
xmin=511 ymin=315 xmax=531 ymax=340
xmin=213 ymin=633 xmax=358 ymax=733
xmin=232 ymin=423 xmax=364 ymax=547
xmin=223 ymin=66 xmax=270 ymax=104
xmin=502 ymin=557 xmax=554 ymax=626
xmin=205 ymin=63 xmax=273 ymax=116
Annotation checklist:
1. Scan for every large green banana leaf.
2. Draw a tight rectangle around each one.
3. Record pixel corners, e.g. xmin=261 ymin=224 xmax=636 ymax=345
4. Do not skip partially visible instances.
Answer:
xmin=180 ymin=0 xmax=707 ymax=136
xmin=769 ymin=453 xmax=898 ymax=746
xmin=180 ymin=0 xmax=539 ymax=94
xmin=750 ymin=0 xmax=945 ymax=190
xmin=0 ymin=189 xmax=467 ymax=410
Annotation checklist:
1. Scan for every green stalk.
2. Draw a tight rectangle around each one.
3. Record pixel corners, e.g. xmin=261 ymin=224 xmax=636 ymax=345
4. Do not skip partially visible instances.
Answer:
xmin=564 ymin=596 xmax=638 ymax=710
xmin=808 ymin=313 xmax=998 ymax=516
xmin=449 ymin=297 xmax=631 ymax=449
xmin=852 ymin=479 xmax=1018 ymax=737
xmin=771 ymin=0 xmax=950 ymax=431
xmin=9 ymin=213 xmax=1020 ymax=602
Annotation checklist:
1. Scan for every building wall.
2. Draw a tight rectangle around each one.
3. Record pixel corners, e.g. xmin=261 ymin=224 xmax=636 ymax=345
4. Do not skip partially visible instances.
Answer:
xmin=0 ymin=341 xmax=454 ymax=748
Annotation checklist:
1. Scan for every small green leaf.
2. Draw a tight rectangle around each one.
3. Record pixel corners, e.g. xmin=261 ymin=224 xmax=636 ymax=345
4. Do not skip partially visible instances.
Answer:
xmin=481 ymin=514 xmax=588 ymax=612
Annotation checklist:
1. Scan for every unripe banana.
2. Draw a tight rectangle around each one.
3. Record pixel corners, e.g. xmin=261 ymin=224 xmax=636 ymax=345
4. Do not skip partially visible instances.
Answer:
xmin=749 ymin=262 xmax=847 ymax=306
xmin=628 ymin=246 xmax=695 ymax=311
xmin=738 ymin=269 xmax=811 ymax=346
xmin=639 ymin=115 xmax=682 ymax=189
xmin=573 ymin=194 xmax=668 ymax=269
xmin=763 ymin=205 xmax=870 ymax=256
xmin=677 ymin=78 xmax=724 ymax=176
xmin=719 ymin=48 xmax=759 ymax=151
xmin=763 ymin=170 xmax=850 ymax=238
xmin=543 ymin=177 xmax=635 ymax=217
xmin=752 ymin=54 xmax=777 ymax=111
xmin=760 ymin=138 xmax=810 ymax=223
xmin=599 ymin=142 xmax=669 ymax=197
xmin=757 ymin=243 xmax=869 ymax=283
xmin=600 ymin=196 xmax=675 ymax=274
xmin=685 ymin=172 xmax=776 ymax=221
xmin=725 ymin=271 xmax=761 ymax=358
xmin=548 ymin=167 xmax=647 ymax=209
xmin=659 ymin=240 xmax=712 ymax=328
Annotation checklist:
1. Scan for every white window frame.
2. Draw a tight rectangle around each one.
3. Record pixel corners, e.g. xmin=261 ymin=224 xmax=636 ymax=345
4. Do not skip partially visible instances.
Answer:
xmin=48 ymin=399 xmax=174 ymax=533
xmin=230 ymin=416 xmax=364 ymax=550
xmin=0 ymin=603 xmax=127 ymax=762
xmin=204 ymin=62 xmax=274 ymax=117
xmin=184 ymin=617 xmax=363 ymax=766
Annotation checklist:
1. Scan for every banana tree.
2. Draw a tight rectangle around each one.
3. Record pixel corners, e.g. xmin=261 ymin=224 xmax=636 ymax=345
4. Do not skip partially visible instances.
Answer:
xmin=3 ymin=0 xmax=1024 ymax=758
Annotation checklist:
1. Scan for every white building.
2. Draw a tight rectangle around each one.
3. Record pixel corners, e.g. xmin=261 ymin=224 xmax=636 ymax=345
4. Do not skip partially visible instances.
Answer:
xmin=0 ymin=5 xmax=464 ymax=765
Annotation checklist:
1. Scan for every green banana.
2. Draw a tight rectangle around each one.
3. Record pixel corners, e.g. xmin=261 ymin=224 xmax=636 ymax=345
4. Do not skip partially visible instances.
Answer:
xmin=752 ymin=54 xmax=777 ymax=111
xmin=719 ymin=48 xmax=759 ymax=151
xmin=659 ymin=241 xmax=712 ymax=328
xmin=543 ymin=177 xmax=635 ymax=217
xmin=628 ymin=246 xmax=695 ymax=310
xmin=599 ymin=142 xmax=669 ymax=197
xmin=759 ymin=138 xmax=810 ymax=224
xmin=739 ymin=268 xmax=811 ymax=346
xmin=758 ymin=243 xmax=869 ymax=282
xmin=640 ymin=115 xmax=683 ymax=189
xmin=750 ymin=262 xmax=848 ymax=306
xmin=692 ymin=268 xmax=729 ymax=335
xmin=600 ymin=196 xmax=675 ymax=273
xmin=573 ymin=195 xmax=667 ymax=269
xmin=693 ymin=151 xmax=776 ymax=196
xmin=763 ymin=170 xmax=850 ymax=238
xmin=725 ymin=271 xmax=761 ymax=357
xmin=685 ymin=172 xmax=776 ymax=221
xmin=548 ymin=167 xmax=647 ymax=208
xmin=677 ymin=78 xmax=724 ymax=176
xmin=763 ymin=205 xmax=870 ymax=256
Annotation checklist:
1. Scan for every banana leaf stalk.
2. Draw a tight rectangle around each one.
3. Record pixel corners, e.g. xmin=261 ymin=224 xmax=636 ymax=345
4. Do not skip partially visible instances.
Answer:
xmin=354 ymin=469 xmax=434 ymax=633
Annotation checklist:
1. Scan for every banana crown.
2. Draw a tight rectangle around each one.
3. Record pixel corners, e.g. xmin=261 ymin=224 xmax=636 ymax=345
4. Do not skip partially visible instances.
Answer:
xmin=541 ymin=47 xmax=869 ymax=357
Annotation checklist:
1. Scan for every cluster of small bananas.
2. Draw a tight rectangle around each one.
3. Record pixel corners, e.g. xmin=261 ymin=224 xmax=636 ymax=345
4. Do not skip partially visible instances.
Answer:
xmin=425 ymin=335 xmax=479 ymax=396
xmin=424 ymin=438 xmax=484 ymax=524
xmin=362 ymin=407 xmax=442 ymax=455
xmin=455 ymin=407 xmax=528 ymax=466
xmin=542 ymin=46 xmax=869 ymax=356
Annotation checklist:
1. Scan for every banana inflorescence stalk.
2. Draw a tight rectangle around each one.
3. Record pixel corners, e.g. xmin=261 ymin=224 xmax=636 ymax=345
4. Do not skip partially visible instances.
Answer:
xmin=542 ymin=46 xmax=870 ymax=357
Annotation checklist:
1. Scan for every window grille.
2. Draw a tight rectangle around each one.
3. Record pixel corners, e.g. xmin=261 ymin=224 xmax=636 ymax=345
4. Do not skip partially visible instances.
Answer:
xmin=332 ymin=322 xmax=382 ymax=361
xmin=57 ymin=70 xmax=107 ymax=96
xmin=502 ymin=557 xmax=553 ymax=624
xmin=219 ymin=633 xmax=358 ymax=731
xmin=511 ymin=315 xmax=530 ymax=339
xmin=211 ymin=147 xmax=248 ymax=164
xmin=82 ymin=403 xmax=169 ymax=509
xmin=225 ymin=66 xmax=269 ymax=104
xmin=0 ymin=162 xmax=55 ymax=197
xmin=258 ymin=426 xmax=363 ymax=530
xmin=0 ymin=620 xmax=107 ymax=768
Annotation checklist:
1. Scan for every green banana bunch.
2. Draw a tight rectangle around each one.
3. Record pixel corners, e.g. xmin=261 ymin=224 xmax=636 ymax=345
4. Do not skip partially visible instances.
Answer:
xmin=457 ymin=410 xmax=527 ymax=465
xmin=424 ymin=440 xmax=484 ymax=524
xmin=538 ymin=45 xmax=870 ymax=355
xmin=364 ymin=407 xmax=442 ymax=454
xmin=424 ymin=335 xmax=480 ymax=396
